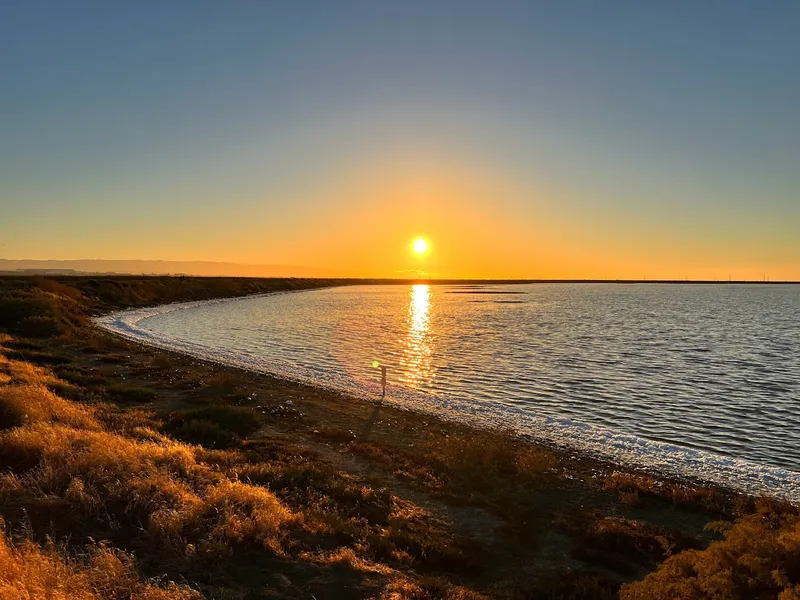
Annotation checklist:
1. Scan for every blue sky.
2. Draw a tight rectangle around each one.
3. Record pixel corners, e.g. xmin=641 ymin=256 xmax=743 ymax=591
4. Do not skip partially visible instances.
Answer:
xmin=1 ymin=1 xmax=798 ymax=278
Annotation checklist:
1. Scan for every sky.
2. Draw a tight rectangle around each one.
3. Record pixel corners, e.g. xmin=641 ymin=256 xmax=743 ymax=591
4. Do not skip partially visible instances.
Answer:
xmin=1 ymin=1 xmax=798 ymax=279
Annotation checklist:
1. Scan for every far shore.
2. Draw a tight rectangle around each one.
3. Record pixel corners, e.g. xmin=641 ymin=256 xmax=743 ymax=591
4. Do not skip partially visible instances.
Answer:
xmin=3 ymin=271 xmax=800 ymax=284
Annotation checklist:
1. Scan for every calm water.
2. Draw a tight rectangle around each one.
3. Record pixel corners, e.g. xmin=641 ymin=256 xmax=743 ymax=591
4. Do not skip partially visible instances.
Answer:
xmin=103 ymin=284 xmax=800 ymax=484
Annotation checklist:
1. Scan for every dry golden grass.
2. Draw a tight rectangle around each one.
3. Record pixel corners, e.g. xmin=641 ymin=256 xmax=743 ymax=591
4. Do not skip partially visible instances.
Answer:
xmin=0 ymin=358 xmax=105 ymax=478
xmin=604 ymin=472 xmax=730 ymax=512
xmin=31 ymin=277 xmax=86 ymax=302
xmin=351 ymin=427 xmax=558 ymax=496
xmin=150 ymin=480 xmax=297 ymax=556
xmin=0 ymin=288 xmax=88 ymax=338
xmin=0 ymin=355 xmax=297 ymax=563
xmin=237 ymin=456 xmax=471 ymax=572
xmin=429 ymin=428 xmax=557 ymax=481
xmin=620 ymin=489 xmax=642 ymax=507
xmin=0 ymin=378 xmax=100 ymax=430
xmin=299 ymin=547 xmax=395 ymax=575
xmin=0 ymin=524 xmax=200 ymax=599
xmin=0 ymin=350 xmax=466 ymax=588
xmin=621 ymin=499 xmax=800 ymax=599
xmin=5 ymin=358 xmax=62 ymax=387
xmin=0 ymin=421 xmax=297 ymax=556
xmin=379 ymin=576 xmax=488 ymax=600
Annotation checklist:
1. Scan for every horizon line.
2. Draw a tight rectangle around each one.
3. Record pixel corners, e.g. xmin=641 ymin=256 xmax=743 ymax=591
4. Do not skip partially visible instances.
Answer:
xmin=1 ymin=271 xmax=798 ymax=285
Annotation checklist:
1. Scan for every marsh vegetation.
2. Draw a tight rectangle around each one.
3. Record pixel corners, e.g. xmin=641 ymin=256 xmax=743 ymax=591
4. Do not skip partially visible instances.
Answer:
xmin=0 ymin=276 xmax=796 ymax=599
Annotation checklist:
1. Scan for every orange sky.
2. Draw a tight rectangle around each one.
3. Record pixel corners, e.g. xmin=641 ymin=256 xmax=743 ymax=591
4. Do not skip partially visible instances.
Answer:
xmin=160 ymin=158 xmax=798 ymax=281
xmin=5 ymin=153 xmax=798 ymax=281
xmin=3 ymin=4 xmax=799 ymax=281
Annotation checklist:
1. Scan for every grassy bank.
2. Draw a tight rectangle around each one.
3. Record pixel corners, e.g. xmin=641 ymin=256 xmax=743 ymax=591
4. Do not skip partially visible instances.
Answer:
xmin=0 ymin=275 xmax=797 ymax=599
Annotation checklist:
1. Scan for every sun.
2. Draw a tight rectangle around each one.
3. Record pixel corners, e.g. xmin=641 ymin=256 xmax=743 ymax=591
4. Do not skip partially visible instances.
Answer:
xmin=412 ymin=238 xmax=429 ymax=255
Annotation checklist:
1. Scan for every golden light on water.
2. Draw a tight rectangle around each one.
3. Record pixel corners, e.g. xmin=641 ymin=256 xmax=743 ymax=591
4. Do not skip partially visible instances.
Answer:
xmin=412 ymin=238 xmax=429 ymax=255
xmin=399 ymin=284 xmax=433 ymax=386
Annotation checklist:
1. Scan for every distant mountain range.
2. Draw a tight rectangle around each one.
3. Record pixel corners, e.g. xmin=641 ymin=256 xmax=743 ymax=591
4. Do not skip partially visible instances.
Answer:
xmin=0 ymin=259 xmax=351 ymax=278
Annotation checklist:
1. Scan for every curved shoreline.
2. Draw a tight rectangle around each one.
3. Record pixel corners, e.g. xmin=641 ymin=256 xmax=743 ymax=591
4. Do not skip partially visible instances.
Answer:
xmin=94 ymin=291 xmax=800 ymax=504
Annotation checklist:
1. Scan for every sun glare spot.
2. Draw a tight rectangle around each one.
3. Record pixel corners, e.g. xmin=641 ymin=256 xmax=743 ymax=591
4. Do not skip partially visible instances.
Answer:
xmin=412 ymin=238 xmax=429 ymax=255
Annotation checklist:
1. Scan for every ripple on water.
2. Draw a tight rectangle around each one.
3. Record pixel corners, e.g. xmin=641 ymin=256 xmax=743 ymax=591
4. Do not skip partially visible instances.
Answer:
xmin=95 ymin=283 xmax=800 ymax=502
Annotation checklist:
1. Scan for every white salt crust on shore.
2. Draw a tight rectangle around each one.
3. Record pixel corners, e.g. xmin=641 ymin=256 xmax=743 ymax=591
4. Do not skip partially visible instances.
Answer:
xmin=95 ymin=293 xmax=800 ymax=504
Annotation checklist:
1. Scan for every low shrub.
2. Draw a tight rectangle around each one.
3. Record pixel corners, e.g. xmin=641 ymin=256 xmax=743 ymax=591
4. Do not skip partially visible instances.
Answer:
xmin=15 ymin=316 xmax=67 ymax=339
xmin=0 ymin=291 xmax=86 ymax=338
xmin=621 ymin=500 xmax=800 ymax=599
xmin=424 ymin=428 xmax=557 ymax=491
xmin=108 ymin=385 xmax=159 ymax=404
xmin=604 ymin=472 xmax=730 ymax=513
xmin=165 ymin=406 xmax=262 ymax=439
xmin=575 ymin=517 xmax=700 ymax=575
xmin=168 ymin=419 xmax=241 ymax=449
xmin=240 ymin=461 xmax=393 ymax=525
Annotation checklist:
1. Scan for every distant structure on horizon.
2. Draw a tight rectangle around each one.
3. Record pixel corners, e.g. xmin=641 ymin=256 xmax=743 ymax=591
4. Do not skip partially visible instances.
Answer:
xmin=0 ymin=259 xmax=351 ymax=279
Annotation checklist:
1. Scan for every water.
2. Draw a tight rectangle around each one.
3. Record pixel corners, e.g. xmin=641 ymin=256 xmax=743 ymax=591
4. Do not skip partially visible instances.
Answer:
xmin=97 ymin=283 xmax=800 ymax=500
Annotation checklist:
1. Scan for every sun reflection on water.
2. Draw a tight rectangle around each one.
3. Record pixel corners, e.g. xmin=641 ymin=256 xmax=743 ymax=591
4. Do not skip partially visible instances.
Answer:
xmin=399 ymin=284 xmax=433 ymax=386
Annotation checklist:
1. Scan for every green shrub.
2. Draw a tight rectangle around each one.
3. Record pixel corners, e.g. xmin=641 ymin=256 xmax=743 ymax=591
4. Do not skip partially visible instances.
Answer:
xmin=169 ymin=419 xmax=241 ymax=449
xmin=0 ymin=291 xmax=86 ymax=338
xmin=166 ymin=406 xmax=262 ymax=438
xmin=31 ymin=277 xmax=85 ymax=301
xmin=107 ymin=385 xmax=158 ymax=404
xmin=15 ymin=316 xmax=65 ymax=338
xmin=6 ymin=349 xmax=71 ymax=365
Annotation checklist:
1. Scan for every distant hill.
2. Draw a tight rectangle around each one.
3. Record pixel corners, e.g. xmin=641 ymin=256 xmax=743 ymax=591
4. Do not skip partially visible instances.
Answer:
xmin=0 ymin=259 xmax=351 ymax=278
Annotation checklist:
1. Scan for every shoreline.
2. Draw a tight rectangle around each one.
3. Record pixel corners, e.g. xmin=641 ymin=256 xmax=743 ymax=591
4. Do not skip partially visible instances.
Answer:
xmin=2 ymin=275 xmax=798 ymax=599
xmin=95 ymin=288 xmax=800 ymax=504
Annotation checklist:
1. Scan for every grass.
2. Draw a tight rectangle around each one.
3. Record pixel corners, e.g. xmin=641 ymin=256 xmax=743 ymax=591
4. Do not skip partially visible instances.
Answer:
xmin=166 ymin=406 xmax=263 ymax=438
xmin=573 ymin=517 xmax=702 ymax=576
xmin=620 ymin=499 xmax=800 ymax=599
xmin=0 ymin=525 xmax=200 ymax=599
xmin=0 ymin=358 xmax=297 ymax=568
xmin=0 ymin=339 xmax=466 ymax=595
xmin=0 ymin=289 xmax=86 ymax=338
xmin=166 ymin=419 xmax=242 ymax=449
xmin=0 ymin=276 xmax=796 ymax=599
xmin=107 ymin=384 xmax=160 ymax=404
xmin=604 ymin=472 xmax=734 ymax=514
xmin=379 ymin=577 xmax=488 ymax=599
xmin=163 ymin=406 xmax=264 ymax=449
xmin=346 ymin=428 xmax=558 ymax=513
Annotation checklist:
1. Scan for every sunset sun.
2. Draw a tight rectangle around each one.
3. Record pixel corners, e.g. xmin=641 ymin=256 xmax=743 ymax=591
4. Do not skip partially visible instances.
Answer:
xmin=412 ymin=238 xmax=429 ymax=255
